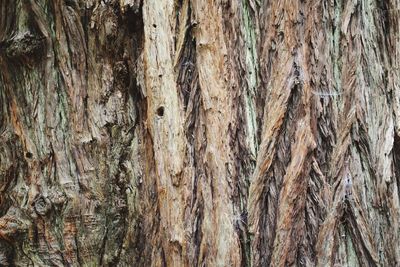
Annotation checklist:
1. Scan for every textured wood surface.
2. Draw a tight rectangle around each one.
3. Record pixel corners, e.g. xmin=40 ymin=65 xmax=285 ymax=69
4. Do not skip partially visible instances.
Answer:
xmin=0 ymin=0 xmax=399 ymax=266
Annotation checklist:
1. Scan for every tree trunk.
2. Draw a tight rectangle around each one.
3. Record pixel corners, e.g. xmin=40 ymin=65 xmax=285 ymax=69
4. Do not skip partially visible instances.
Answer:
xmin=0 ymin=0 xmax=399 ymax=266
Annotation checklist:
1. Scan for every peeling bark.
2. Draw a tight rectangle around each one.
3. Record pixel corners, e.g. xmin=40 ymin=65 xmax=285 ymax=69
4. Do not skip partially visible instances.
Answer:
xmin=1 ymin=0 xmax=399 ymax=266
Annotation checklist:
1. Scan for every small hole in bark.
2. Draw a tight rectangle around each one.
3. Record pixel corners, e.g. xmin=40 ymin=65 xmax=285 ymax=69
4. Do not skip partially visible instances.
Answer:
xmin=153 ymin=24 xmax=157 ymax=28
xmin=26 ymin=152 xmax=33 ymax=158
xmin=156 ymin=106 xmax=165 ymax=117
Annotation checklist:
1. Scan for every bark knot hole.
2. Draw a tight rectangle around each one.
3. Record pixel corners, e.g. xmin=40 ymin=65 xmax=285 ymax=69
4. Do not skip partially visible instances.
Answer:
xmin=156 ymin=106 xmax=165 ymax=117
xmin=34 ymin=195 xmax=52 ymax=216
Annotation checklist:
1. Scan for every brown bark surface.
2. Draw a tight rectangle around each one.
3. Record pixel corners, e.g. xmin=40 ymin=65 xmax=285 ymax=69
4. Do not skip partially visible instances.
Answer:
xmin=0 ymin=0 xmax=399 ymax=266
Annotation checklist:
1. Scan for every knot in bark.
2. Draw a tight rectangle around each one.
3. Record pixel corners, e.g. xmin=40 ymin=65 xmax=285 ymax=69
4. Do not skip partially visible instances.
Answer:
xmin=33 ymin=195 xmax=52 ymax=216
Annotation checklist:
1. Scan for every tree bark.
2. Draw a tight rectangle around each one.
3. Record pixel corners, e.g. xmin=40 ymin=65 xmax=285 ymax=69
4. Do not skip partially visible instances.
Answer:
xmin=0 ymin=0 xmax=399 ymax=266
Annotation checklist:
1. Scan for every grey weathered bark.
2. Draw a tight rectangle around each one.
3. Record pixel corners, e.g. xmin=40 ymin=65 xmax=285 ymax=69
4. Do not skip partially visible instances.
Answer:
xmin=0 ymin=0 xmax=399 ymax=266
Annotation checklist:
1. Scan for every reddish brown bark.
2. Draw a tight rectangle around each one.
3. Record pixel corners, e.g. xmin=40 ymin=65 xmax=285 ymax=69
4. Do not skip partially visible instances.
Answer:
xmin=0 ymin=0 xmax=399 ymax=266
